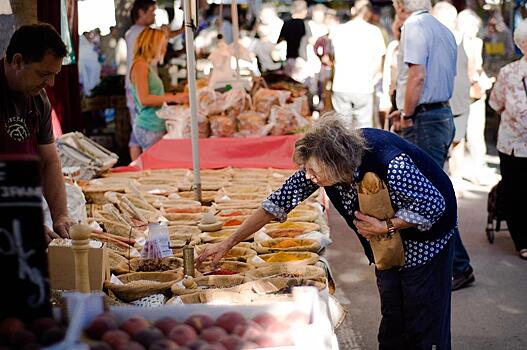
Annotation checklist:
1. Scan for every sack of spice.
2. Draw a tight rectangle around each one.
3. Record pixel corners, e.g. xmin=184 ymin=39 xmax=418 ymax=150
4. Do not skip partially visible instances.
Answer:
xmin=357 ymin=172 xmax=405 ymax=270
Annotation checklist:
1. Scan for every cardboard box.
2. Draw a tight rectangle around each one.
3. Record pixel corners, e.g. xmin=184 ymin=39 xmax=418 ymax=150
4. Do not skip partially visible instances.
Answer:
xmin=48 ymin=246 xmax=109 ymax=291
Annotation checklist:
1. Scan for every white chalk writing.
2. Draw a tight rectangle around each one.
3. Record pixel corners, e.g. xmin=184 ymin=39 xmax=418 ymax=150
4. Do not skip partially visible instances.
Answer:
xmin=0 ymin=219 xmax=46 ymax=307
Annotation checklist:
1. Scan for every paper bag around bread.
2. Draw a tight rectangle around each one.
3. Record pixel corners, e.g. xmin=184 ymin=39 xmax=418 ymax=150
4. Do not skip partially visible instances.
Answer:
xmin=357 ymin=172 xmax=405 ymax=270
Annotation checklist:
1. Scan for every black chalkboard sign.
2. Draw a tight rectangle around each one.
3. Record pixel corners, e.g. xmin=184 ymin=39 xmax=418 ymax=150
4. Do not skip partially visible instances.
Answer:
xmin=0 ymin=155 xmax=51 ymax=320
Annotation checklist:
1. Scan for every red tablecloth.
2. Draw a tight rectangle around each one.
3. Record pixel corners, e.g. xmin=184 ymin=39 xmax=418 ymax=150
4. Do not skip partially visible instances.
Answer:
xmin=126 ymin=135 xmax=301 ymax=170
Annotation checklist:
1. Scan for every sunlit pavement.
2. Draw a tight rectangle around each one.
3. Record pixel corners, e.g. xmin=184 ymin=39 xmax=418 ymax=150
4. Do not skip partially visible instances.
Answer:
xmin=328 ymin=169 xmax=527 ymax=349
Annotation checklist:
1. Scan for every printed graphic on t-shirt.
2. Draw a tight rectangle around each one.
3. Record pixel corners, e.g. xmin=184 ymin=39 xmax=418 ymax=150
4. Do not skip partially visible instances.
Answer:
xmin=5 ymin=115 xmax=30 ymax=142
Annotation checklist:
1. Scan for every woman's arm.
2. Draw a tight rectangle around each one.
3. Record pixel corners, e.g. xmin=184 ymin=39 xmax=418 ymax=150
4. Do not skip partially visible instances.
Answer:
xmin=196 ymin=169 xmax=319 ymax=266
xmin=196 ymin=207 xmax=275 ymax=267
xmin=131 ymin=60 xmax=187 ymax=106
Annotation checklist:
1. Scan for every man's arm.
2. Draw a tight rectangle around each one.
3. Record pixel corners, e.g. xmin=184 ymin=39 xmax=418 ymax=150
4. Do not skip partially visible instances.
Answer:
xmin=389 ymin=63 xmax=426 ymax=130
xmin=403 ymin=63 xmax=425 ymax=116
xmin=38 ymin=143 xmax=71 ymax=238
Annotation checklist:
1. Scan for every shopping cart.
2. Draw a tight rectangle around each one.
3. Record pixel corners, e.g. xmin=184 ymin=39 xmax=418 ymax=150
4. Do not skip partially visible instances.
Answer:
xmin=486 ymin=180 xmax=507 ymax=243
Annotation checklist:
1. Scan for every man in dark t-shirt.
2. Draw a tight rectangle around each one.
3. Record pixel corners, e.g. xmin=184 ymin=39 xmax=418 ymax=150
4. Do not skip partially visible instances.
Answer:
xmin=278 ymin=0 xmax=312 ymax=82
xmin=0 ymin=23 xmax=74 ymax=243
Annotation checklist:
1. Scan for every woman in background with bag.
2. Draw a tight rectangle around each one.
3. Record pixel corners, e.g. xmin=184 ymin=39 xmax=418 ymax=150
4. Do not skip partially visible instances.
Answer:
xmin=489 ymin=19 xmax=527 ymax=260
xmin=197 ymin=114 xmax=458 ymax=349
xmin=130 ymin=28 xmax=188 ymax=152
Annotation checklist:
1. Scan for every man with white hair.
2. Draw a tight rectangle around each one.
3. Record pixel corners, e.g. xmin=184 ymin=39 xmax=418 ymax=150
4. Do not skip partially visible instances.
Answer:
xmin=390 ymin=0 xmax=456 ymax=166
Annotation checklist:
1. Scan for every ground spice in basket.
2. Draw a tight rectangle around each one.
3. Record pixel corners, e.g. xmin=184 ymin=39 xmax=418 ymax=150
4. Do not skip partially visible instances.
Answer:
xmin=209 ymin=269 xmax=238 ymax=275
xmin=265 ymin=252 xmax=308 ymax=263
xmin=224 ymin=218 xmax=243 ymax=226
xmin=273 ymin=239 xmax=303 ymax=248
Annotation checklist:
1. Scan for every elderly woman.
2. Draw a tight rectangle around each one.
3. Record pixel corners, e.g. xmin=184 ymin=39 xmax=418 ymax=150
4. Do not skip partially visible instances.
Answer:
xmin=198 ymin=115 xmax=457 ymax=348
xmin=489 ymin=19 xmax=527 ymax=260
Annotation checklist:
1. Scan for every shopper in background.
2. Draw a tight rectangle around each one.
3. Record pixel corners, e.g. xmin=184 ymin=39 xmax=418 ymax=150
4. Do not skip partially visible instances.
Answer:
xmin=0 ymin=24 xmax=73 ymax=243
xmin=125 ymin=0 xmax=157 ymax=161
xmin=457 ymin=9 xmax=495 ymax=185
xmin=390 ymin=0 xmax=476 ymax=291
xmin=432 ymin=2 xmax=471 ymax=196
xmin=483 ymin=12 xmax=516 ymax=80
xmin=130 ymin=28 xmax=187 ymax=151
xmin=78 ymin=30 xmax=102 ymax=96
xmin=330 ymin=0 xmax=385 ymax=129
xmin=198 ymin=115 xmax=458 ymax=349
xmin=278 ymin=0 xmax=312 ymax=83
xmin=489 ymin=19 xmax=527 ymax=260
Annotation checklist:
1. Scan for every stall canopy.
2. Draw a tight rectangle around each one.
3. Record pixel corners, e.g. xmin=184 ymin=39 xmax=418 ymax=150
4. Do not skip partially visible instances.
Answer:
xmin=126 ymin=135 xmax=300 ymax=170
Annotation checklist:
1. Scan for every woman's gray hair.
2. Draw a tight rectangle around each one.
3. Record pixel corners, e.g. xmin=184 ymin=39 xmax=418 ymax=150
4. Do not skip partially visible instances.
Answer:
xmin=293 ymin=113 xmax=368 ymax=184
xmin=395 ymin=0 xmax=431 ymax=13
xmin=514 ymin=19 xmax=527 ymax=48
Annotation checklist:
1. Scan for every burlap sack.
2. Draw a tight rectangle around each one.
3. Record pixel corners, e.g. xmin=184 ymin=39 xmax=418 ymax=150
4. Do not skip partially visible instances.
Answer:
xmin=357 ymin=172 xmax=405 ymax=270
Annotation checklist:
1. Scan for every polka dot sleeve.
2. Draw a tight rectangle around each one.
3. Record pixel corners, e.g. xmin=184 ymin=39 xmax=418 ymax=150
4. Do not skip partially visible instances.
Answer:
xmin=387 ymin=154 xmax=446 ymax=231
xmin=262 ymin=169 xmax=319 ymax=222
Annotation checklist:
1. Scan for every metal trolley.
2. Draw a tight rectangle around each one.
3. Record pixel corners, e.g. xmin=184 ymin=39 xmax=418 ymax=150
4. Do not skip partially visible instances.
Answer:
xmin=486 ymin=180 xmax=507 ymax=243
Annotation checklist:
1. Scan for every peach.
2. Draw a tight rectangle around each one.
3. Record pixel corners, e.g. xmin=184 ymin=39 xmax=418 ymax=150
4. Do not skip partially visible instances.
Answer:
xmin=168 ymin=324 xmax=197 ymax=346
xmin=153 ymin=317 xmax=179 ymax=336
xmin=86 ymin=316 xmax=118 ymax=340
xmin=251 ymin=334 xmax=278 ymax=348
xmin=200 ymin=327 xmax=227 ymax=343
xmin=29 ymin=317 xmax=58 ymax=338
xmin=266 ymin=320 xmax=291 ymax=334
xmin=40 ymin=327 xmax=66 ymax=346
xmin=101 ymin=329 xmax=131 ymax=349
xmin=186 ymin=339 xmax=209 ymax=350
xmin=251 ymin=313 xmax=278 ymax=330
xmin=195 ymin=343 xmax=227 ymax=350
xmin=149 ymin=339 xmax=180 ymax=350
xmin=231 ymin=321 xmax=262 ymax=341
xmin=116 ymin=341 xmax=145 ymax=350
xmin=219 ymin=335 xmax=245 ymax=350
xmin=286 ymin=311 xmax=310 ymax=328
xmin=132 ymin=328 xmax=164 ymax=348
xmin=120 ymin=316 xmax=151 ymax=336
xmin=8 ymin=329 xmax=36 ymax=348
xmin=184 ymin=315 xmax=215 ymax=333
xmin=215 ymin=312 xmax=246 ymax=334
xmin=90 ymin=342 xmax=113 ymax=350
xmin=0 ymin=318 xmax=25 ymax=339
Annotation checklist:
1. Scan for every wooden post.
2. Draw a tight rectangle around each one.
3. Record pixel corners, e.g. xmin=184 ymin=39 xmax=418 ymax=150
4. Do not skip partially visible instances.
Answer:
xmin=70 ymin=223 xmax=92 ymax=293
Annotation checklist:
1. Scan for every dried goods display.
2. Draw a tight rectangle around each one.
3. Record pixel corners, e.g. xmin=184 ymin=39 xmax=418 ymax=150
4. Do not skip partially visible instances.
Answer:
xmin=157 ymin=80 xmax=311 ymax=139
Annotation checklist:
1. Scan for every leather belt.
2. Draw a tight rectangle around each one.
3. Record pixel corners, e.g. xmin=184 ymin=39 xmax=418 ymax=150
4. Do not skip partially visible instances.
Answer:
xmin=414 ymin=101 xmax=450 ymax=114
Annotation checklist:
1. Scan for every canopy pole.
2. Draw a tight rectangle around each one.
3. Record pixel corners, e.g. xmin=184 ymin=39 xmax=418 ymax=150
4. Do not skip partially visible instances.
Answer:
xmin=231 ymin=0 xmax=241 ymax=77
xmin=183 ymin=0 xmax=202 ymax=202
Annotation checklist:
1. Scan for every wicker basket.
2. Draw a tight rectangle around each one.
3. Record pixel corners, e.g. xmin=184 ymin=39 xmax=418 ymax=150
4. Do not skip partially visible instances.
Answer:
xmin=171 ymin=275 xmax=245 ymax=295
xmin=286 ymin=209 xmax=319 ymax=222
xmin=194 ymin=245 xmax=256 ymax=262
xmin=104 ymin=271 xmax=183 ymax=302
xmin=196 ymin=260 xmax=254 ymax=276
xmin=244 ymin=264 xmax=327 ymax=282
xmin=173 ymin=278 xmax=325 ymax=304
xmin=252 ymin=238 xmax=321 ymax=254
xmin=129 ymin=257 xmax=184 ymax=272
xmin=247 ymin=252 xmax=319 ymax=268
xmin=265 ymin=222 xmax=320 ymax=239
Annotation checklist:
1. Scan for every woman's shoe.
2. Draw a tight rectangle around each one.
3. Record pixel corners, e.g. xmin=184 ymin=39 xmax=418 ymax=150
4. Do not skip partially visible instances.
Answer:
xmin=520 ymin=249 xmax=527 ymax=260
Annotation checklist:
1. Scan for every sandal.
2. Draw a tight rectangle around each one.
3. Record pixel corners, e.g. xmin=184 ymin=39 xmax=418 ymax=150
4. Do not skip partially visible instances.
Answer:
xmin=520 ymin=249 xmax=527 ymax=260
